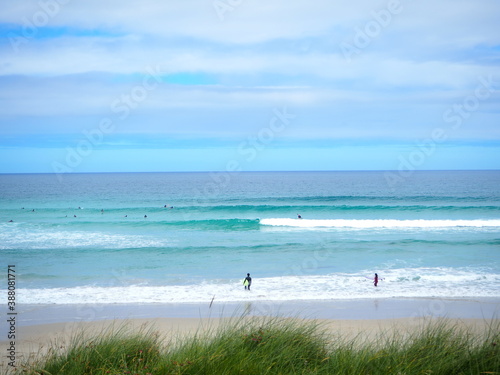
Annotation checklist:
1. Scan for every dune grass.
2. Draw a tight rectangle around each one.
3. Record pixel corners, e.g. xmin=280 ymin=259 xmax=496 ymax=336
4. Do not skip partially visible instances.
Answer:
xmin=11 ymin=317 xmax=500 ymax=375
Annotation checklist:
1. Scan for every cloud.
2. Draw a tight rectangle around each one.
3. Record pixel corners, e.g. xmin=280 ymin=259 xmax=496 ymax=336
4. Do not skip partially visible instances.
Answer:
xmin=3 ymin=0 xmax=498 ymax=46
xmin=2 ymin=0 xmax=499 ymax=90
xmin=0 ymin=0 xmax=498 ymax=172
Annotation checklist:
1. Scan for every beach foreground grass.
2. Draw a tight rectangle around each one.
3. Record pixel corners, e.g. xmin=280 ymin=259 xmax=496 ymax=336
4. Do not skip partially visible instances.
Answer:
xmin=10 ymin=317 xmax=500 ymax=375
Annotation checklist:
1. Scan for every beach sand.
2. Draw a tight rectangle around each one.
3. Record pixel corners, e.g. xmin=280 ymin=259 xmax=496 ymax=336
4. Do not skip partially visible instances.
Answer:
xmin=2 ymin=315 xmax=499 ymax=372
xmin=2 ymin=298 xmax=499 ymax=371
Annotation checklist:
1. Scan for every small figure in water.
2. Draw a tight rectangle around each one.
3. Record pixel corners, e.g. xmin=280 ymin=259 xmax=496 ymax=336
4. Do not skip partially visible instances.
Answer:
xmin=8 ymin=220 xmax=13 ymax=222
xmin=374 ymin=273 xmax=379 ymax=287
xmin=144 ymin=215 xmax=148 ymax=218
xmin=297 ymin=214 xmax=302 ymax=219
xmin=244 ymin=273 xmax=252 ymax=290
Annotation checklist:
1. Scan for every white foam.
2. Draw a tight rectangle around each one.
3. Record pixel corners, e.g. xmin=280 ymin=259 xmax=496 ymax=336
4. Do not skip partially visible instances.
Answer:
xmin=260 ymin=218 xmax=500 ymax=229
xmin=12 ymin=268 xmax=500 ymax=304
xmin=0 ymin=227 xmax=171 ymax=250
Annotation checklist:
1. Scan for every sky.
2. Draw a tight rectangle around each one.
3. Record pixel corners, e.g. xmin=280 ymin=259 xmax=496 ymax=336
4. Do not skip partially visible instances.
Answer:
xmin=0 ymin=0 xmax=499 ymax=174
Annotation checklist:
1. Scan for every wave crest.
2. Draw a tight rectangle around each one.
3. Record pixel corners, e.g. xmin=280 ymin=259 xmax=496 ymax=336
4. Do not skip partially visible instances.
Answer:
xmin=259 ymin=218 xmax=500 ymax=229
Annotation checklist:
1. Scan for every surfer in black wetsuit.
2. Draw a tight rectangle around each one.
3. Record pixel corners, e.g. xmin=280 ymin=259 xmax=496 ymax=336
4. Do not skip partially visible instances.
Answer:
xmin=374 ymin=273 xmax=378 ymax=287
xmin=297 ymin=214 xmax=302 ymax=219
xmin=244 ymin=273 xmax=252 ymax=290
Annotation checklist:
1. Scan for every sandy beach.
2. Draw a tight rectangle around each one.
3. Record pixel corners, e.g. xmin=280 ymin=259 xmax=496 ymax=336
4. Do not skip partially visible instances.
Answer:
xmin=2 ymin=298 xmax=499 ymax=372
xmin=2 ymin=316 xmax=499 ymax=371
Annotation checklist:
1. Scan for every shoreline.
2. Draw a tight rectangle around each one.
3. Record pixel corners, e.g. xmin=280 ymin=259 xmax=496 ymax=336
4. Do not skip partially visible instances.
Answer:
xmin=7 ymin=297 xmax=500 ymax=327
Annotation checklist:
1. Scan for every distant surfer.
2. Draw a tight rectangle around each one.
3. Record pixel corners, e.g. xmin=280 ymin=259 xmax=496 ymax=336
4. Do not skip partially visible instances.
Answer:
xmin=243 ymin=273 xmax=252 ymax=290
xmin=297 ymin=214 xmax=302 ymax=219
xmin=144 ymin=215 xmax=148 ymax=218
xmin=374 ymin=273 xmax=379 ymax=287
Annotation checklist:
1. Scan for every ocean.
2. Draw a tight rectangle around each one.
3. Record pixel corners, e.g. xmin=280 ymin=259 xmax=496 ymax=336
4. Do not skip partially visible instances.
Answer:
xmin=1 ymin=171 xmax=499 ymax=305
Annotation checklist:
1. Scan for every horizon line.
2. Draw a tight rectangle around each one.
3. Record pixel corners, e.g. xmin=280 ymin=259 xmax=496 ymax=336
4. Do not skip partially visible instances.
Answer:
xmin=1 ymin=169 xmax=499 ymax=176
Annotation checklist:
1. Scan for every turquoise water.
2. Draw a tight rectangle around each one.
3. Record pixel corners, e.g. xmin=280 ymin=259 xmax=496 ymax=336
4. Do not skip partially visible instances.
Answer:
xmin=1 ymin=171 xmax=499 ymax=304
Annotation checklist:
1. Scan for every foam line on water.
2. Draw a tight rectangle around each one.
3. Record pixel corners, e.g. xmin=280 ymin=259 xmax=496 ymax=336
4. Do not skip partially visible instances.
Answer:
xmin=259 ymin=218 xmax=500 ymax=229
xmin=14 ymin=268 xmax=500 ymax=304
xmin=0 ymin=227 xmax=172 ymax=250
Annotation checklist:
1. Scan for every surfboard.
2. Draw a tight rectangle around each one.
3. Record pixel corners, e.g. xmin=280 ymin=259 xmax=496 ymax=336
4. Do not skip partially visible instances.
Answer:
xmin=243 ymin=279 xmax=249 ymax=286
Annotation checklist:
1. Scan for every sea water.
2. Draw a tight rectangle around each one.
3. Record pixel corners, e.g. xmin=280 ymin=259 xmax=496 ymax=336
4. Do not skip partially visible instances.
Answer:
xmin=0 ymin=171 xmax=499 ymax=304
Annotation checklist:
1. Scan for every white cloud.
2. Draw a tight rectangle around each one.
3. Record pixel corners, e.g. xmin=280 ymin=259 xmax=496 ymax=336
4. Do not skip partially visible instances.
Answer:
xmin=3 ymin=0 xmax=499 ymax=46
xmin=1 ymin=0 xmax=499 ymax=96
xmin=0 ymin=0 xmax=498 ymax=149
xmin=2 ymin=34 xmax=498 ymax=94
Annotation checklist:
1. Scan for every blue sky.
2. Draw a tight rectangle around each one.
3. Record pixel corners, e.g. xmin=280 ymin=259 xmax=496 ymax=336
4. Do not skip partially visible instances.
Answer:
xmin=0 ymin=0 xmax=499 ymax=173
